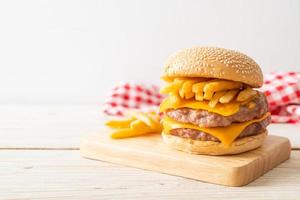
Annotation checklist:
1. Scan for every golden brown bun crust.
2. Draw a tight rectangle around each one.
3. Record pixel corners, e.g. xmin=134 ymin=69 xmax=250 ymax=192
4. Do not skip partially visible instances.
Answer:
xmin=163 ymin=47 xmax=263 ymax=88
xmin=162 ymin=131 xmax=267 ymax=155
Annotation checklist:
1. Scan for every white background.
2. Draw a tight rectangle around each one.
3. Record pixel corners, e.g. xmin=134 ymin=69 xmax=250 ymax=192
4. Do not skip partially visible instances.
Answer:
xmin=0 ymin=0 xmax=299 ymax=104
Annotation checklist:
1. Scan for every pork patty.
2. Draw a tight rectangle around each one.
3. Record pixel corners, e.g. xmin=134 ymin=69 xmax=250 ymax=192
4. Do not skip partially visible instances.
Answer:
xmin=169 ymin=115 xmax=271 ymax=142
xmin=166 ymin=92 xmax=268 ymax=127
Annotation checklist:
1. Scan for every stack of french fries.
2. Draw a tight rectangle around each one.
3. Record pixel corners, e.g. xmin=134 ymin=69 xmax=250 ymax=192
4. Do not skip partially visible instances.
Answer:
xmin=105 ymin=111 xmax=162 ymax=139
xmin=160 ymin=78 xmax=257 ymax=108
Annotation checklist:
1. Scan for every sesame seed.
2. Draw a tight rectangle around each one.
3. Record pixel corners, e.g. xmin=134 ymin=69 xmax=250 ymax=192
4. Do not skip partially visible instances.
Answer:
xmin=163 ymin=47 xmax=263 ymax=87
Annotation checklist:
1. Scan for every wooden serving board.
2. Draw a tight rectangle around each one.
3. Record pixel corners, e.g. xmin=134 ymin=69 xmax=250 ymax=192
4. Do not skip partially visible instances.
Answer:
xmin=80 ymin=133 xmax=291 ymax=187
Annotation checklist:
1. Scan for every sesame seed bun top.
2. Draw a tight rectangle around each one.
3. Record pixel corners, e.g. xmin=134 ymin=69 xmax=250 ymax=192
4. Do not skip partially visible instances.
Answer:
xmin=163 ymin=47 xmax=263 ymax=88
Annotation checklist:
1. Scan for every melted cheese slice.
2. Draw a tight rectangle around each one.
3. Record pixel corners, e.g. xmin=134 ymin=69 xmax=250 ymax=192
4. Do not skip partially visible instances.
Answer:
xmin=162 ymin=112 xmax=270 ymax=146
xmin=159 ymin=96 xmax=241 ymax=116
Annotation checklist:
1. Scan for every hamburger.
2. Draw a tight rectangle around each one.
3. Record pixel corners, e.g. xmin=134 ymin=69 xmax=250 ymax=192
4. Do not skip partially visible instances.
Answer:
xmin=159 ymin=47 xmax=271 ymax=155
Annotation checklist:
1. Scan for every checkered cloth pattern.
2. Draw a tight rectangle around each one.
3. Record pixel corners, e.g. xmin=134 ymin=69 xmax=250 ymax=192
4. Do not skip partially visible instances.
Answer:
xmin=103 ymin=72 xmax=300 ymax=123
xmin=261 ymin=72 xmax=300 ymax=123
xmin=103 ymin=83 xmax=164 ymax=116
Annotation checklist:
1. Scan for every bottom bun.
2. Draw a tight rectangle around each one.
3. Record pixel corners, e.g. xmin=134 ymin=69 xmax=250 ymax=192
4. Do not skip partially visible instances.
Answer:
xmin=162 ymin=131 xmax=267 ymax=155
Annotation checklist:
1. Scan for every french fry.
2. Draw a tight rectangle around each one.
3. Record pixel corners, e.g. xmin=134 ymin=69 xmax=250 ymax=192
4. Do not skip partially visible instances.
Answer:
xmin=148 ymin=112 xmax=160 ymax=121
xmin=209 ymin=91 xmax=227 ymax=107
xmin=203 ymin=89 xmax=214 ymax=100
xmin=219 ymin=90 xmax=239 ymax=103
xmin=195 ymin=92 xmax=204 ymax=101
xmin=148 ymin=113 xmax=162 ymax=127
xmin=105 ymin=118 xmax=134 ymax=128
xmin=192 ymin=82 xmax=206 ymax=93
xmin=178 ymin=79 xmax=188 ymax=98
xmin=110 ymin=128 xmax=151 ymax=139
xmin=203 ymin=81 xmax=242 ymax=100
xmin=195 ymin=81 xmax=213 ymax=100
xmin=179 ymin=86 xmax=185 ymax=98
xmin=145 ymin=114 xmax=162 ymax=132
xmin=169 ymin=93 xmax=181 ymax=107
xmin=107 ymin=111 xmax=162 ymax=139
xmin=130 ymin=120 xmax=152 ymax=131
xmin=161 ymin=76 xmax=174 ymax=82
xmin=179 ymin=80 xmax=197 ymax=99
xmin=185 ymin=92 xmax=194 ymax=99
xmin=160 ymin=81 xmax=183 ymax=94
xmin=237 ymin=88 xmax=257 ymax=102
xmin=126 ymin=111 xmax=157 ymax=129
xmin=204 ymin=81 xmax=242 ymax=93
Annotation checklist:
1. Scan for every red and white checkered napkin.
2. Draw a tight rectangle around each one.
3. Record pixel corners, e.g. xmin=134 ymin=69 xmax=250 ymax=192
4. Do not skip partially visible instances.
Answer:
xmin=103 ymin=72 xmax=300 ymax=123
xmin=261 ymin=72 xmax=300 ymax=123
xmin=102 ymin=83 xmax=164 ymax=116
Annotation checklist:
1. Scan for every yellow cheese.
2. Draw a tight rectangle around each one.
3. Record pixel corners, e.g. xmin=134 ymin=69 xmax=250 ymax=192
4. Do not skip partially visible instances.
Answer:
xmin=162 ymin=112 xmax=270 ymax=146
xmin=159 ymin=96 xmax=241 ymax=116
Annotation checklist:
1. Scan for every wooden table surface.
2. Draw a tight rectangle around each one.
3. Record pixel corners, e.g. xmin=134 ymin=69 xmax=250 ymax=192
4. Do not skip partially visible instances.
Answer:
xmin=1 ymin=104 xmax=300 ymax=200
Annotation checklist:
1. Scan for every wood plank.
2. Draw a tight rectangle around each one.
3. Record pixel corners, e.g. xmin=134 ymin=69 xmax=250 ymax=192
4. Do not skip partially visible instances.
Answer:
xmin=80 ymin=133 xmax=291 ymax=186
xmin=0 ymin=104 xmax=299 ymax=149
xmin=268 ymin=124 xmax=300 ymax=149
xmin=0 ymin=104 xmax=102 ymax=149
xmin=0 ymin=150 xmax=299 ymax=200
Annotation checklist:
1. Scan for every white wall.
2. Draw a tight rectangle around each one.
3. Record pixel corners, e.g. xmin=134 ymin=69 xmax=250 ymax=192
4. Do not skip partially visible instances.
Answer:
xmin=0 ymin=0 xmax=299 ymax=104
